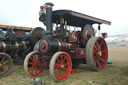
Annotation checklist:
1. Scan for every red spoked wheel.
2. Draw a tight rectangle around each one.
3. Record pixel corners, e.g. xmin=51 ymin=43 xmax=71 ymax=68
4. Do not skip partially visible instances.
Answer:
xmin=86 ymin=37 xmax=108 ymax=71
xmin=24 ymin=51 xmax=44 ymax=77
xmin=50 ymin=52 xmax=72 ymax=81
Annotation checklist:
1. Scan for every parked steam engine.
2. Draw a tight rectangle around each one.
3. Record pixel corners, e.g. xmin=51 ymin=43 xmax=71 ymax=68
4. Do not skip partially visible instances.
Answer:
xmin=24 ymin=2 xmax=111 ymax=81
xmin=0 ymin=25 xmax=35 ymax=78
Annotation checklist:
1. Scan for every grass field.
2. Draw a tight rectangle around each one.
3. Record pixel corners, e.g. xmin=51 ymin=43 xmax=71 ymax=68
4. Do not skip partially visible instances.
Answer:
xmin=0 ymin=47 xmax=128 ymax=85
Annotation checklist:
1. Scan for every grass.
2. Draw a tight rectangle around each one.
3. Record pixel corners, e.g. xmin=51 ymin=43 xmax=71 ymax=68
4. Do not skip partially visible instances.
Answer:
xmin=0 ymin=47 xmax=128 ymax=85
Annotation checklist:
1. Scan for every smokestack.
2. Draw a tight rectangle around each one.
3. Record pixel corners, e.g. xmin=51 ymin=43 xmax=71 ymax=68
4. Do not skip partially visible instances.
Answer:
xmin=45 ymin=3 xmax=54 ymax=35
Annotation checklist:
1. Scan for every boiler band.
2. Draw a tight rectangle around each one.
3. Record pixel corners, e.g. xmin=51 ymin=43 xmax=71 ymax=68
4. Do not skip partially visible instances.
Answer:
xmin=0 ymin=41 xmax=28 ymax=53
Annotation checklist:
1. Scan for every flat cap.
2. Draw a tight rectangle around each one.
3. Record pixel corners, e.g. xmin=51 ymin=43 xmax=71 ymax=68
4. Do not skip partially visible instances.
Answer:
xmin=40 ymin=6 xmax=44 ymax=9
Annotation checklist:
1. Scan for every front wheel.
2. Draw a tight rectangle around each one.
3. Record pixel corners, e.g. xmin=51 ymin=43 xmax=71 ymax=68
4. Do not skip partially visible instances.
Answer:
xmin=24 ymin=51 xmax=44 ymax=77
xmin=49 ymin=52 xmax=72 ymax=81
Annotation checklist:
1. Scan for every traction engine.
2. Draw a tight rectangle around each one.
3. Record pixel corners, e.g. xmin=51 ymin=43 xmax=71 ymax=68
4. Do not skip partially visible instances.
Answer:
xmin=24 ymin=3 xmax=111 ymax=81
xmin=0 ymin=25 xmax=33 ymax=78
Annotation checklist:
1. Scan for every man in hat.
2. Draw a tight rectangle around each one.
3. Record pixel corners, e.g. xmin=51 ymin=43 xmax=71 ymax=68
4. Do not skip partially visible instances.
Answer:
xmin=39 ymin=5 xmax=46 ymax=25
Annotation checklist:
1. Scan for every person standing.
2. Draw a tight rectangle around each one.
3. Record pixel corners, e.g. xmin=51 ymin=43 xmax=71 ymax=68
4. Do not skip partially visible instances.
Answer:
xmin=39 ymin=5 xmax=46 ymax=25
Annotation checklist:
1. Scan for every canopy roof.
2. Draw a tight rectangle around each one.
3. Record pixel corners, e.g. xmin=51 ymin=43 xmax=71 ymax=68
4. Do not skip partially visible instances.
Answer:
xmin=52 ymin=10 xmax=111 ymax=27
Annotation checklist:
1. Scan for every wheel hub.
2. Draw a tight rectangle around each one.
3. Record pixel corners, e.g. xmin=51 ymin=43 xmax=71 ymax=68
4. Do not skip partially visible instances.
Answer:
xmin=0 ymin=63 xmax=4 ymax=70
xmin=0 ymin=63 xmax=2 ymax=67
xmin=57 ymin=64 xmax=64 ymax=70
xmin=61 ymin=65 xmax=64 ymax=68
xmin=97 ymin=51 xmax=102 ymax=56
xmin=34 ymin=62 xmax=38 ymax=66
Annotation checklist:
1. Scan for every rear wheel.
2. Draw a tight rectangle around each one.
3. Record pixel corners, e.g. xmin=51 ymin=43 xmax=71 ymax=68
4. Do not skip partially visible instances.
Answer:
xmin=86 ymin=37 xmax=108 ymax=71
xmin=0 ymin=52 xmax=13 ymax=78
xmin=50 ymin=52 xmax=72 ymax=81
xmin=24 ymin=51 xmax=44 ymax=77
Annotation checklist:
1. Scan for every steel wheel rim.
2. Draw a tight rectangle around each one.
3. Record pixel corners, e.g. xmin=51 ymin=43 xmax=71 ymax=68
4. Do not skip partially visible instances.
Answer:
xmin=55 ymin=53 xmax=71 ymax=81
xmin=0 ymin=53 xmax=13 ymax=78
xmin=93 ymin=38 xmax=108 ymax=70
xmin=0 ymin=56 xmax=9 ymax=76
xmin=50 ymin=52 xmax=72 ymax=81
xmin=27 ymin=52 xmax=44 ymax=77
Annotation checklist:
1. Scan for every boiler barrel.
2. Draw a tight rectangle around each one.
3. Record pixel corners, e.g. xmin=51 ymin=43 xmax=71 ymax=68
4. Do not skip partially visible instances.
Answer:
xmin=39 ymin=38 xmax=76 ymax=55
xmin=0 ymin=41 xmax=28 ymax=53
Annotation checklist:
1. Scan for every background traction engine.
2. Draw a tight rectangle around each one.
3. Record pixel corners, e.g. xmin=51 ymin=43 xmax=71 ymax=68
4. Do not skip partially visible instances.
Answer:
xmin=0 ymin=25 xmax=35 ymax=78
xmin=24 ymin=3 xmax=111 ymax=81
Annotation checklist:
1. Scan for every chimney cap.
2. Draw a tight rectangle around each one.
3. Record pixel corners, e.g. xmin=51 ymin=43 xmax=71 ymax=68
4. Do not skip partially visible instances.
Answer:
xmin=45 ymin=2 xmax=54 ymax=8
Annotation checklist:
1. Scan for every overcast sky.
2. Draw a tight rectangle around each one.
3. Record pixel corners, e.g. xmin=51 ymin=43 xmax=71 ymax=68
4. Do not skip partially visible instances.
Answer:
xmin=0 ymin=0 xmax=128 ymax=35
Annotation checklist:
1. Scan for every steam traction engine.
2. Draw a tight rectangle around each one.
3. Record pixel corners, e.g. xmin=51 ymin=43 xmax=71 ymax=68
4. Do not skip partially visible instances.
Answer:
xmin=24 ymin=3 xmax=111 ymax=81
xmin=0 ymin=25 xmax=34 ymax=78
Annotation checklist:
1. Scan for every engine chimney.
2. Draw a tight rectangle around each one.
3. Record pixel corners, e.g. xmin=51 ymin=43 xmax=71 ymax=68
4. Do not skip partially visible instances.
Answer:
xmin=45 ymin=3 xmax=54 ymax=35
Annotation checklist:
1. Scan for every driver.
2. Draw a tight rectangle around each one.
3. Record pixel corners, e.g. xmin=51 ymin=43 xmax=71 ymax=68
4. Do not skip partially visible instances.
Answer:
xmin=39 ymin=5 xmax=46 ymax=25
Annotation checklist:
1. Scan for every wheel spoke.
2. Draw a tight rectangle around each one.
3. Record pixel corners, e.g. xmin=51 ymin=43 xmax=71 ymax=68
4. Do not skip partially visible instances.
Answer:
xmin=37 ymin=55 xmax=40 ymax=62
xmin=3 ymin=61 xmax=8 ymax=65
xmin=62 ymin=67 xmax=67 ymax=71
xmin=34 ymin=55 xmax=37 ymax=62
xmin=37 ymin=55 xmax=41 ymax=62
xmin=0 ymin=68 xmax=4 ymax=71
xmin=66 ymin=68 xmax=71 ymax=72
xmin=36 ymin=66 xmax=38 ymax=74
xmin=94 ymin=45 xmax=98 ymax=50
xmin=57 ymin=58 xmax=60 ymax=64
xmin=0 ymin=57 xmax=5 ymax=63
xmin=55 ymin=63 xmax=58 ymax=67
xmin=28 ymin=62 xmax=33 ymax=64
xmin=61 ymin=56 xmax=63 ymax=61
xmin=56 ymin=70 xmax=61 ymax=77
xmin=94 ymin=55 xmax=97 ymax=64
xmin=30 ymin=57 xmax=35 ymax=62
xmin=100 ymin=41 xmax=103 ymax=46
xmin=32 ymin=67 xmax=34 ymax=73
xmin=99 ymin=57 xmax=105 ymax=63
xmin=64 ymin=63 xmax=68 ymax=66
xmin=62 ymin=57 xmax=66 ymax=64
xmin=28 ymin=67 xmax=33 ymax=71
xmin=93 ymin=49 xmax=97 ymax=54
xmin=59 ymin=71 xmax=62 ymax=78
xmin=97 ymin=59 xmax=102 ymax=69
xmin=101 ymin=50 xmax=106 ymax=53
xmin=62 ymin=69 xmax=66 ymax=74
xmin=96 ymin=42 xmax=101 ymax=50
